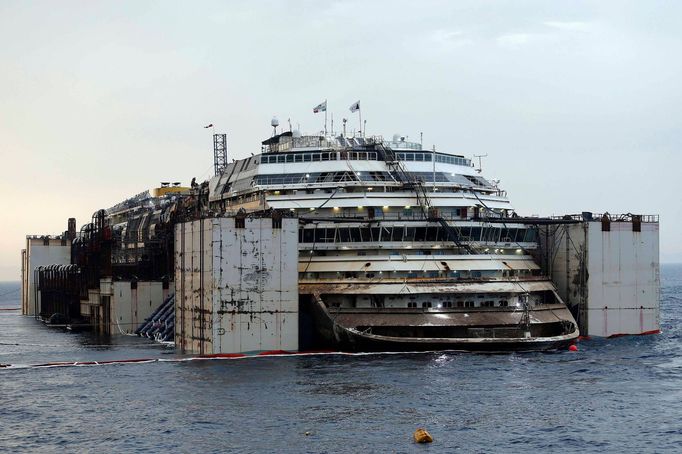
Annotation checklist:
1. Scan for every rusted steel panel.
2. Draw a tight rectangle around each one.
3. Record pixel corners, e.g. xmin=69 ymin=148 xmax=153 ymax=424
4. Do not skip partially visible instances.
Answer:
xmin=586 ymin=221 xmax=660 ymax=336
xmin=177 ymin=216 xmax=298 ymax=354
xmin=214 ymin=217 xmax=298 ymax=353
xmin=110 ymin=281 xmax=164 ymax=335
xmin=542 ymin=220 xmax=660 ymax=337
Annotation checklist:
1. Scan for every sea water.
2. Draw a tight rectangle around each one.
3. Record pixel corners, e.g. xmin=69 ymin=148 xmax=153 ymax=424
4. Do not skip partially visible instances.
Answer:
xmin=1 ymin=265 xmax=680 ymax=453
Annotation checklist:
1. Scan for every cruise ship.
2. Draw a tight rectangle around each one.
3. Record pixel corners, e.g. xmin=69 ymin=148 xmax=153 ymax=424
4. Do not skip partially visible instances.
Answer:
xmin=206 ymin=128 xmax=580 ymax=351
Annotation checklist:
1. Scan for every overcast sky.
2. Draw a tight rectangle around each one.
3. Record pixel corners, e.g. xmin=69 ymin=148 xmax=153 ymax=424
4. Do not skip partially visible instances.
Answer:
xmin=1 ymin=0 xmax=680 ymax=280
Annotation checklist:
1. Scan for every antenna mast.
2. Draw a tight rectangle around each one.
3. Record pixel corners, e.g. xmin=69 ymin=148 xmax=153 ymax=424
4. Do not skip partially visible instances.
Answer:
xmin=474 ymin=154 xmax=488 ymax=173
xmin=213 ymin=133 xmax=228 ymax=176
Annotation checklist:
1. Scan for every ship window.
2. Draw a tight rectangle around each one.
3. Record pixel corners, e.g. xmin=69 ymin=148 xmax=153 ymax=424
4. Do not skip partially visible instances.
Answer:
xmin=303 ymin=154 xmax=312 ymax=162
xmin=295 ymin=154 xmax=303 ymax=162
xmin=456 ymin=301 xmax=464 ymax=307
xmin=481 ymin=301 xmax=494 ymax=307
xmin=391 ymin=226 xmax=405 ymax=241
xmin=321 ymin=152 xmax=330 ymax=161
xmin=422 ymin=302 xmax=432 ymax=308
xmin=500 ymin=228 xmax=510 ymax=242
xmin=277 ymin=155 xmax=285 ymax=163
xmin=443 ymin=301 xmax=452 ymax=308
xmin=423 ymin=153 xmax=432 ymax=162
xmin=302 ymin=229 xmax=315 ymax=243
xmin=359 ymin=228 xmax=372 ymax=242
xmin=338 ymin=228 xmax=351 ymax=242
xmin=465 ymin=301 xmax=474 ymax=307
xmin=415 ymin=153 xmax=423 ymax=162
xmin=408 ymin=302 xmax=417 ymax=308
xmin=312 ymin=153 xmax=320 ymax=161
xmin=499 ymin=300 xmax=508 ymax=307
xmin=481 ymin=227 xmax=498 ymax=243
xmin=350 ymin=228 xmax=362 ymax=242
xmin=286 ymin=154 xmax=294 ymax=163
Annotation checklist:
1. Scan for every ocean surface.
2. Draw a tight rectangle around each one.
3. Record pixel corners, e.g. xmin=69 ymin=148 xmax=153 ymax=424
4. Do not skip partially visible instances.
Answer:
xmin=1 ymin=265 xmax=680 ymax=453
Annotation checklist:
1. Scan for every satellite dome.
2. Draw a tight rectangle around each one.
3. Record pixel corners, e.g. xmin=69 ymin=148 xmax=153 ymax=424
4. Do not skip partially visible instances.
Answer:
xmin=271 ymin=116 xmax=280 ymax=128
xmin=292 ymin=129 xmax=302 ymax=138
xmin=392 ymin=134 xmax=400 ymax=142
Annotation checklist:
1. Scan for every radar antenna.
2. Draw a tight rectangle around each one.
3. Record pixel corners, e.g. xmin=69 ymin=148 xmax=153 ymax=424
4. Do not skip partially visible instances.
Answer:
xmin=271 ymin=116 xmax=279 ymax=136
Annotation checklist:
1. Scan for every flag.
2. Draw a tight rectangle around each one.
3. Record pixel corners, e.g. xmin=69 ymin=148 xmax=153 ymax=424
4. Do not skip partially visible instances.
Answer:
xmin=203 ymin=124 xmax=213 ymax=128
xmin=349 ymin=100 xmax=360 ymax=113
xmin=313 ymin=100 xmax=327 ymax=113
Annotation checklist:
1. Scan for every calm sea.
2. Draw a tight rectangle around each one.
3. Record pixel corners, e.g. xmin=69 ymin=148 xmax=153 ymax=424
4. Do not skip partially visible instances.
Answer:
xmin=1 ymin=265 xmax=680 ymax=453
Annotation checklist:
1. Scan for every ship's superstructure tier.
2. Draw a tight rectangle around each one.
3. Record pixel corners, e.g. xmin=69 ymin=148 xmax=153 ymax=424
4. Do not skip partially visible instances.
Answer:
xmin=208 ymin=133 xmax=511 ymax=219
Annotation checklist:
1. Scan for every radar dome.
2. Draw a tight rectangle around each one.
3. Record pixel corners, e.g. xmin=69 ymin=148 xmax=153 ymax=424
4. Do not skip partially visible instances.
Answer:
xmin=292 ymin=129 xmax=302 ymax=138
xmin=271 ymin=116 xmax=280 ymax=128
xmin=392 ymin=134 xmax=400 ymax=142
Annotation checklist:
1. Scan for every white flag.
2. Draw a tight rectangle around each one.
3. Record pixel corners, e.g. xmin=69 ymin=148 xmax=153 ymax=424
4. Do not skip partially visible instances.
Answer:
xmin=313 ymin=100 xmax=327 ymax=113
xmin=349 ymin=100 xmax=360 ymax=112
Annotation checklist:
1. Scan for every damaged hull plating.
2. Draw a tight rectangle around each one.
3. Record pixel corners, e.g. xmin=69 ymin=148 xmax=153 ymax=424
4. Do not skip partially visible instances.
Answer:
xmin=303 ymin=297 xmax=579 ymax=352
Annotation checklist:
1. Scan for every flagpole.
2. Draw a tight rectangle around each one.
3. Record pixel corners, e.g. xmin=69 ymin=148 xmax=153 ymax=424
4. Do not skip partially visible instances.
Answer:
xmin=324 ymin=99 xmax=328 ymax=136
xmin=358 ymin=107 xmax=362 ymax=138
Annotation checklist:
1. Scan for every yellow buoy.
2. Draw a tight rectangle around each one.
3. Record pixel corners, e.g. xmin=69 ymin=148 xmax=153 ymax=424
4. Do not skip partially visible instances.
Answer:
xmin=413 ymin=428 xmax=433 ymax=443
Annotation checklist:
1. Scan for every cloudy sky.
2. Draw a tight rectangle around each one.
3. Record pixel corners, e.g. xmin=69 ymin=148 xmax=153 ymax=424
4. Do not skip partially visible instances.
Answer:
xmin=1 ymin=0 xmax=680 ymax=280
